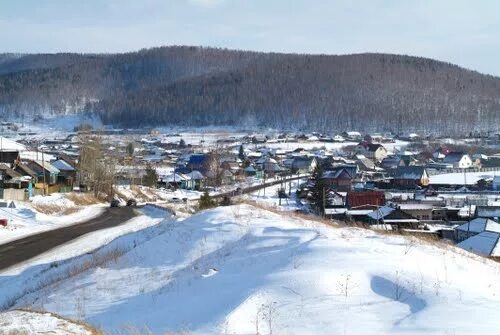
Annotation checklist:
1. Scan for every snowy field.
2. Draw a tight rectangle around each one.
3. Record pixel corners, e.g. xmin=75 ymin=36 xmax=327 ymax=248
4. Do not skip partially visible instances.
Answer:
xmin=2 ymin=204 xmax=499 ymax=334
xmin=430 ymin=171 xmax=500 ymax=185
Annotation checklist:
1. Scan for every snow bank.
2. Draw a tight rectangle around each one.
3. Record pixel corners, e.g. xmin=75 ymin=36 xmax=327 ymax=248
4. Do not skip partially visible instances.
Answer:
xmin=0 ymin=310 xmax=94 ymax=335
xmin=0 ymin=194 xmax=105 ymax=245
xmin=4 ymin=204 xmax=499 ymax=334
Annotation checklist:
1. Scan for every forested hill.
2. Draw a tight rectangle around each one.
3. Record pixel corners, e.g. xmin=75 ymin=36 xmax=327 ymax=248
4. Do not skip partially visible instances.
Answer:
xmin=1 ymin=46 xmax=499 ymax=135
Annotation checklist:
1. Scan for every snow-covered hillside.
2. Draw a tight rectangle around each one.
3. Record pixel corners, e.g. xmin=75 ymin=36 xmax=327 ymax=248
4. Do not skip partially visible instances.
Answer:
xmin=4 ymin=204 xmax=499 ymax=334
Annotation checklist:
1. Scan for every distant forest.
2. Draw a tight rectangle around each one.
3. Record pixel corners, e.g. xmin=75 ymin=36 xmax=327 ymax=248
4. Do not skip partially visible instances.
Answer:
xmin=0 ymin=46 xmax=499 ymax=135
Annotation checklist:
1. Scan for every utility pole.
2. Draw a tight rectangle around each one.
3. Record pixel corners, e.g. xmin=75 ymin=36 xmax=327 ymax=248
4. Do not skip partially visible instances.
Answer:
xmin=263 ymin=170 xmax=266 ymax=197
xmin=322 ymin=186 xmax=326 ymax=217
xmin=42 ymin=149 xmax=47 ymax=196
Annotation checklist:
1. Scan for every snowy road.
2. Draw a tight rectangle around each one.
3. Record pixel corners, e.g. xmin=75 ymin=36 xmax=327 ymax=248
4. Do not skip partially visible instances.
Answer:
xmin=0 ymin=207 xmax=136 ymax=271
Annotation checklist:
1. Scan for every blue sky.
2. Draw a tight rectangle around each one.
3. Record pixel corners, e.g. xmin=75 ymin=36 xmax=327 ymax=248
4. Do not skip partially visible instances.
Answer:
xmin=1 ymin=0 xmax=499 ymax=76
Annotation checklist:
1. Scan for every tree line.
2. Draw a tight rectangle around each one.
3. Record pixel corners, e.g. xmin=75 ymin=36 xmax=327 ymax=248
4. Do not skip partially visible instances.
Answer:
xmin=0 ymin=47 xmax=499 ymax=135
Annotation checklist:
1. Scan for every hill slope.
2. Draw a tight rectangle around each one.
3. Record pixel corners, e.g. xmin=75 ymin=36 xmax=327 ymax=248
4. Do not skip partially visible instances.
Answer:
xmin=1 ymin=47 xmax=499 ymax=134
xmin=5 ymin=204 xmax=500 ymax=334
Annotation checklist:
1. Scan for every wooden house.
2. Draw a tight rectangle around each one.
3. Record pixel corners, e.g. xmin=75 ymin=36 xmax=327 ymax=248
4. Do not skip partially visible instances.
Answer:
xmin=391 ymin=166 xmax=429 ymax=188
xmin=321 ymin=167 xmax=355 ymax=192
xmin=25 ymin=160 xmax=60 ymax=193
xmin=356 ymin=142 xmax=388 ymax=162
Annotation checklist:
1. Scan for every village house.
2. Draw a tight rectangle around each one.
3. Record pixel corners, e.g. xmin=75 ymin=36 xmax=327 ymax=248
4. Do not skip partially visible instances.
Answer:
xmin=355 ymin=142 xmax=388 ymax=162
xmin=184 ymin=170 xmax=205 ymax=190
xmin=346 ymin=191 xmax=385 ymax=209
xmin=0 ymin=164 xmax=31 ymax=201
xmin=355 ymin=156 xmax=377 ymax=171
xmin=51 ymin=158 xmax=76 ymax=192
xmin=341 ymin=131 xmax=362 ymax=141
xmin=321 ymin=167 xmax=355 ymax=192
xmin=380 ymin=156 xmax=406 ymax=170
xmin=366 ymin=206 xmax=420 ymax=230
xmin=24 ymin=160 xmax=61 ymax=194
xmin=443 ymin=152 xmax=473 ymax=169
xmin=397 ymin=203 xmax=434 ymax=221
xmin=391 ymin=166 xmax=430 ymax=188
xmin=288 ymin=156 xmax=317 ymax=174
xmin=325 ymin=191 xmax=346 ymax=208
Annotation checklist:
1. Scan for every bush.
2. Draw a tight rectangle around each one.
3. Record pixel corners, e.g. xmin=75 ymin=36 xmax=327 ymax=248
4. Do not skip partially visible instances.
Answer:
xmin=198 ymin=191 xmax=217 ymax=210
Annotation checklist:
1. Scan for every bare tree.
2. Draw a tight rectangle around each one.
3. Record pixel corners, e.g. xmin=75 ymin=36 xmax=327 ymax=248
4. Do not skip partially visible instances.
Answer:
xmin=78 ymin=134 xmax=116 ymax=200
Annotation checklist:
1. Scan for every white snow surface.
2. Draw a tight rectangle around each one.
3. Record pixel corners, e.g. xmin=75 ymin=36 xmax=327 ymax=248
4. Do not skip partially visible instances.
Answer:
xmin=0 ymin=194 xmax=105 ymax=245
xmin=429 ymin=171 xmax=500 ymax=185
xmin=0 ymin=310 xmax=93 ymax=335
xmin=3 ymin=204 xmax=499 ymax=334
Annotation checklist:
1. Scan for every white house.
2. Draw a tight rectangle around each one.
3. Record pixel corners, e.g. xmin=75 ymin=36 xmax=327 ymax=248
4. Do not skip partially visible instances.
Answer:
xmin=443 ymin=152 xmax=473 ymax=169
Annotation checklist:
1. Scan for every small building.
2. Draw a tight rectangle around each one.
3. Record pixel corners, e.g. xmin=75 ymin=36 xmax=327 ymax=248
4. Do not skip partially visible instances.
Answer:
xmin=244 ymin=165 xmax=257 ymax=176
xmin=356 ymin=142 xmax=388 ymax=162
xmin=185 ymin=170 xmax=205 ymax=190
xmin=391 ymin=166 xmax=429 ymax=188
xmin=346 ymin=191 xmax=385 ymax=209
xmin=0 ymin=163 xmax=32 ymax=201
xmin=380 ymin=156 xmax=406 ymax=170
xmin=355 ymin=156 xmax=377 ymax=171
xmin=325 ymin=191 xmax=346 ymax=208
xmin=342 ymin=131 xmax=362 ymax=141
xmin=289 ymin=157 xmax=317 ymax=174
xmin=366 ymin=206 xmax=419 ymax=230
xmin=25 ymin=160 xmax=60 ymax=192
xmin=397 ymin=203 xmax=434 ymax=221
xmin=322 ymin=168 xmax=354 ymax=192
xmin=51 ymin=159 xmax=76 ymax=192
xmin=475 ymin=206 xmax=500 ymax=220
xmin=443 ymin=152 xmax=473 ymax=169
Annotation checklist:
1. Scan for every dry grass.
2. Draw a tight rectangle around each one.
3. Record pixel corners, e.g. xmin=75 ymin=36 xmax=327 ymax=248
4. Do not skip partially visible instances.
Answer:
xmin=66 ymin=193 xmax=101 ymax=206
xmin=31 ymin=203 xmax=79 ymax=215
xmin=13 ymin=308 xmax=103 ymax=335
xmin=130 ymin=185 xmax=159 ymax=202
xmin=2 ymin=248 xmax=126 ymax=311
xmin=239 ymin=200 xmax=500 ymax=265
xmin=65 ymin=248 xmax=126 ymax=279
xmin=240 ymin=199 xmax=339 ymax=227
xmin=32 ymin=193 xmax=101 ymax=215
xmin=115 ymin=186 xmax=160 ymax=203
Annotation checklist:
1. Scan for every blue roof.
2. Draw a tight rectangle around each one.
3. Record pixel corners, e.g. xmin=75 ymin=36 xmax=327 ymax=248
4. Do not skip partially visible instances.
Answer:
xmin=51 ymin=159 xmax=75 ymax=171
xmin=188 ymin=154 xmax=208 ymax=165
